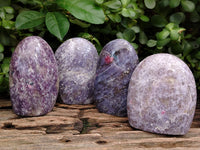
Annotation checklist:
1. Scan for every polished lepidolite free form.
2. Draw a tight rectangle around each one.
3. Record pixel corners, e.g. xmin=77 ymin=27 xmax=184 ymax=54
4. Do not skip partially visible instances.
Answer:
xmin=9 ymin=36 xmax=59 ymax=116
xmin=127 ymin=53 xmax=197 ymax=135
xmin=94 ymin=39 xmax=139 ymax=117
xmin=55 ymin=38 xmax=99 ymax=104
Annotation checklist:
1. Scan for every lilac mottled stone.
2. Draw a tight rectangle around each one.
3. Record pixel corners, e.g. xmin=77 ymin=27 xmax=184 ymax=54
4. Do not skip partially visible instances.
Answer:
xmin=127 ymin=53 xmax=197 ymax=135
xmin=94 ymin=39 xmax=139 ymax=117
xmin=9 ymin=36 xmax=59 ymax=117
xmin=55 ymin=38 xmax=99 ymax=104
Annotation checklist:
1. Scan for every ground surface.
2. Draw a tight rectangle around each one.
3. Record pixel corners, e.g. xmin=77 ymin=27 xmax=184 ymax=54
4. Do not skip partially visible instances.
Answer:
xmin=0 ymin=98 xmax=200 ymax=150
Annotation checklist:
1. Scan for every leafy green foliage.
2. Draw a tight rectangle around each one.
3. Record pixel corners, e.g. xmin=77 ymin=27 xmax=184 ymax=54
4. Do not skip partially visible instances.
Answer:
xmin=144 ymin=0 xmax=156 ymax=9
xmin=57 ymin=0 xmax=105 ymax=24
xmin=169 ymin=0 xmax=180 ymax=8
xmin=15 ymin=11 xmax=45 ymax=29
xmin=0 ymin=53 xmax=4 ymax=62
xmin=151 ymin=15 xmax=168 ymax=28
xmin=0 ymin=58 xmax=10 ymax=95
xmin=169 ymin=12 xmax=185 ymax=24
xmin=0 ymin=3 xmax=16 ymax=96
xmin=45 ymin=12 xmax=69 ymax=41
xmin=139 ymin=31 xmax=148 ymax=45
xmin=0 ymin=44 xmax=4 ymax=53
xmin=104 ymin=0 xmax=121 ymax=9
xmin=181 ymin=0 xmax=195 ymax=12
xmin=140 ymin=15 xmax=150 ymax=22
xmin=147 ymin=40 xmax=157 ymax=47
xmin=1 ymin=0 xmax=200 ymax=96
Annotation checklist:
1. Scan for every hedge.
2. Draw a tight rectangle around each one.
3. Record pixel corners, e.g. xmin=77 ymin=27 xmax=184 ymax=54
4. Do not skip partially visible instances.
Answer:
xmin=0 ymin=0 xmax=200 ymax=97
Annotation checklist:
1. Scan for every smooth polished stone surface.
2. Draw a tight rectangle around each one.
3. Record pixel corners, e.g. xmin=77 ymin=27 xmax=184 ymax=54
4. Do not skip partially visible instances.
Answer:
xmin=94 ymin=39 xmax=138 ymax=117
xmin=55 ymin=38 xmax=98 ymax=104
xmin=127 ymin=53 xmax=197 ymax=135
xmin=9 ymin=36 xmax=59 ymax=116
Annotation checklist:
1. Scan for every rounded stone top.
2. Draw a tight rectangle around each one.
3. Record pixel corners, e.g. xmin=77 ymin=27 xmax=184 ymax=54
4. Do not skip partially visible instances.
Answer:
xmin=127 ymin=53 xmax=196 ymax=135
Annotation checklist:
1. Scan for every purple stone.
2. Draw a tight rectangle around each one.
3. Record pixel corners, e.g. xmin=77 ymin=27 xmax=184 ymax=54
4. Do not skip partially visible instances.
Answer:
xmin=55 ymin=38 xmax=99 ymax=104
xmin=94 ymin=39 xmax=139 ymax=117
xmin=127 ymin=53 xmax=197 ymax=135
xmin=9 ymin=36 xmax=59 ymax=116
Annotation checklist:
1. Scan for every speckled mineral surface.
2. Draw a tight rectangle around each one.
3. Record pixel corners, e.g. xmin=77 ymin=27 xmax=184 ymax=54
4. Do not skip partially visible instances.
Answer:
xmin=55 ymin=38 xmax=99 ymax=104
xmin=94 ymin=39 xmax=138 ymax=117
xmin=9 ymin=36 xmax=59 ymax=116
xmin=127 ymin=53 xmax=197 ymax=135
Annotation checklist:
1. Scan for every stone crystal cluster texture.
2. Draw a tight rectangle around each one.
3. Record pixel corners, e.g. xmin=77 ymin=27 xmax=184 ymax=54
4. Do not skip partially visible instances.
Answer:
xmin=55 ymin=38 xmax=99 ymax=104
xmin=9 ymin=36 xmax=59 ymax=116
xmin=127 ymin=53 xmax=197 ymax=135
xmin=94 ymin=39 xmax=139 ymax=117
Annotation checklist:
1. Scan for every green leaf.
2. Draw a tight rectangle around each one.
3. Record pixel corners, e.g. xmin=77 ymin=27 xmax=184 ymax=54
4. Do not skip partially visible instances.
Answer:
xmin=165 ymin=23 xmax=176 ymax=31
xmin=3 ymin=6 xmax=14 ymax=14
xmin=144 ymin=0 xmax=156 ymax=9
xmin=0 ymin=74 xmax=3 ymax=85
xmin=147 ymin=39 xmax=157 ymax=47
xmin=157 ymin=38 xmax=170 ymax=47
xmin=121 ymin=8 xmax=136 ymax=18
xmin=170 ymin=30 xmax=179 ymax=41
xmin=0 ymin=8 xmax=6 ymax=19
xmin=0 ymin=43 xmax=4 ymax=53
xmin=140 ymin=15 xmax=150 ymax=22
xmin=121 ymin=18 xmax=137 ymax=28
xmin=117 ymin=29 xmax=135 ymax=42
xmin=131 ymin=26 xmax=140 ymax=33
xmin=45 ymin=12 xmax=69 ymax=41
xmin=177 ymin=27 xmax=185 ymax=33
xmin=156 ymin=29 xmax=170 ymax=40
xmin=3 ymin=57 xmax=10 ymax=64
xmin=69 ymin=18 xmax=91 ymax=28
xmin=181 ymin=0 xmax=195 ymax=12
xmin=57 ymin=0 xmax=105 ymax=24
xmin=15 ymin=11 xmax=45 ymax=29
xmin=121 ymin=0 xmax=130 ymax=7
xmin=0 ymin=53 xmax=4 ymax=62
xmin=122 ymin=29 xmax=135 ymax=42
xmin=151 ymin=15 xmax=168 ymax=28
xmin=5 ymin=14 xmax=14 ymax=20
xmin=1 ymin=63 xmax=9 ymax=73
xmin=169 ymin=0 xmax=180 ymax=8
xmin=116 ymin=32 xmax=123 ymax=39
xmin=183 ymin=41 xmax=192 ymax=56
xmin=127 ymin=9 xmax=136 ymax=18
xmin=159 ymin=0 xmax=169 ymax=7
xmin=104 ymin=0 xmax=121 ymax=9
xmin=121 ymin=8 xmax=129 ymax=17
xmin=169 ymin=12 xmax=185 ymax=24
xmin=107 ymin=13 xmax=121 ymax=22
xmin=2 ymin=19 xmax=15 ymax=29
xmin=131 ymin=43 xmax=138 ymax=49
xmin=95 ymin=0 xmax=104 ymax=5
xmin=139 ymin=31 xmax=148 ymax=44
